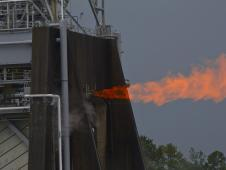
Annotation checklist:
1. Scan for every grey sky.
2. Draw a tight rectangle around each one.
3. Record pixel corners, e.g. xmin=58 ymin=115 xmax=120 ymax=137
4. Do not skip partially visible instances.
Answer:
xmin=71 ymin=0 xmax=226 ymax=155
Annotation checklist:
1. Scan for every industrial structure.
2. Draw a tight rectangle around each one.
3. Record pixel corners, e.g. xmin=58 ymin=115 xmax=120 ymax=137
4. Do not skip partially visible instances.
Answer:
xmin=0 ymin=0 xmax=145 ymax=169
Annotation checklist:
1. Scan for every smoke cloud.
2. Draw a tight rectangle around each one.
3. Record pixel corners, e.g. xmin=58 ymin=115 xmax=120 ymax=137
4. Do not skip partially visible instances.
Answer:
xmin=70 ymin=100 xmax=96 ymax=133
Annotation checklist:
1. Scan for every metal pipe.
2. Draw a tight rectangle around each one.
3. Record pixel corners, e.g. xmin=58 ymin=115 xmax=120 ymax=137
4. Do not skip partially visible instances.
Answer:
xmin=26 ymin=2 xmax=29 ymax=28
xmin=0 ymin=106 xmax=30 ymax=111
xmin=44 ymin=0 xmax=54 ymax=21
xmin=60 ymin=20 xmax=71 ymax=170
xmin=102 ymin=0 xmax=105 ymax=25
xmin=0 ymin=40 xmax=32 ymax=45
xmin=7 ymin=3 xmax=9 ymax=29
xmin=60 ymin=0 xmax=64 ymax=20
xmin=24 ymin=94 xmax=63 ymax=170
xmin=49 ymin=23 xmax=60 ymax=27
xmin=0 ymin=0 xmax=30 ymax=3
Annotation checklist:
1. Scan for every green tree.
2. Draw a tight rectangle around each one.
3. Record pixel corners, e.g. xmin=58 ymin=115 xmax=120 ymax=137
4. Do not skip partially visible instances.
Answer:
xmin=140 ymin=136 xmax=188 ymax=170
xmin=205 ymin=151 xmax=226 ymax=170
xmin=156 ymin=144 xmax=184 ymax=170
xmin=139 ymin=136 xmax=226 ymax=170
xmin=139 ymin=136 xmax=158 ymax=169
xmin=188 ymin=147 xmax=206 ymax=170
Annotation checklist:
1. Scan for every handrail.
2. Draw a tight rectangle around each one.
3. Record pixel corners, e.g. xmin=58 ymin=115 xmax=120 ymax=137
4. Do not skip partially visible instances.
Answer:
xmin=0 ymin=71 xmax=31 ymax=81
xmin=0 ymin=106 xmax=30 ymax=111
xmin=0 ymin=0 xmax=50 ymax=32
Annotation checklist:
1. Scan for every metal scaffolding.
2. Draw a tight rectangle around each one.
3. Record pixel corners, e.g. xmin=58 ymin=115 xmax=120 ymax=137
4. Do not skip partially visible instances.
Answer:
xmin=0 ymin=0 xmax=50 ymax=31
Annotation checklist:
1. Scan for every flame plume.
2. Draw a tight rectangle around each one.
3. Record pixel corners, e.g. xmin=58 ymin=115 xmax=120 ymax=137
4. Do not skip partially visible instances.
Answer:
xmin=94 ymin=54 xmax=226 ymax=106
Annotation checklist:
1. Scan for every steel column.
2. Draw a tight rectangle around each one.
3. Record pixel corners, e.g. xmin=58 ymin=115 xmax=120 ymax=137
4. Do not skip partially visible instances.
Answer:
xmin=60 ymin=20 xmax=71 ymax=170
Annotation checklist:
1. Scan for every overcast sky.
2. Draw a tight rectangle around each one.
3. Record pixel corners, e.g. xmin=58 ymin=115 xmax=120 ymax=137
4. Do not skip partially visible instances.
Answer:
xmin=71 ymin=0 xmax=226 ymax=155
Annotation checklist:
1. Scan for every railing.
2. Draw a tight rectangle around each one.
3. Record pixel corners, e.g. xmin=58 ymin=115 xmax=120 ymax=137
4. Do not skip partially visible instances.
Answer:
xmin=0 ymin=93 xmax=30 ymax=107
xmin=0 ymin=0 xmax=49 ymax=31
xmin=0 ymin=71 xmax=31 ymax=81
xmin=0 ymin=70 xmax=31 ymax=107
xmin=0 ymin=0 xmax=33 ymax=30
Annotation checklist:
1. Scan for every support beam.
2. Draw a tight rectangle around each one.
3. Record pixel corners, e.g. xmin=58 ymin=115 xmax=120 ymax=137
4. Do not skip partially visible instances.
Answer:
xmin=27 ymin=0 xmax=50 ymax=22
xmin=60 ymin=20 xmax=71 ymax=170
xmin=88 ymin=0 xmax=100 ymax=26
xmin=0 ymin=40 xmax=32 ymax=45
xmin=44 ymin=0 xmax=54 ymax=21
xmin=0 ymin=106 xmax=30 ymax=113
xmin=7 ymin=120 xmax=29 ymax=146
xmin=65 ymin=10 xmax=87 ymax=34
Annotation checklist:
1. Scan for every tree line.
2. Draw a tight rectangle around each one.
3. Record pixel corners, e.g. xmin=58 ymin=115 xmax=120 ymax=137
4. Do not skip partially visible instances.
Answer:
xmin=140 ymin=136 xmax=226 ymax=170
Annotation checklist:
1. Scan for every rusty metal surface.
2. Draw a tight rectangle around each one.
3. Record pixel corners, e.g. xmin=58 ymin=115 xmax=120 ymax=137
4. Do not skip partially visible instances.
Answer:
xmin=29 ymin=27 xmax=60 ymax=170
xmin=29 ymin=27 xmax=145 ymax=170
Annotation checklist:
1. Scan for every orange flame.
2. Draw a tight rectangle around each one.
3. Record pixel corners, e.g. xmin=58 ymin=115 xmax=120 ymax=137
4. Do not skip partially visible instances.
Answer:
xmin=94 ymin=54 xmax=226 ymax=106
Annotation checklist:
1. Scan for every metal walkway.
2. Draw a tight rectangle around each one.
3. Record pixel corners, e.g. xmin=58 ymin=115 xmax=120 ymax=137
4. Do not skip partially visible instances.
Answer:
xmin=0 ymin=121 xmax=29 ymax=170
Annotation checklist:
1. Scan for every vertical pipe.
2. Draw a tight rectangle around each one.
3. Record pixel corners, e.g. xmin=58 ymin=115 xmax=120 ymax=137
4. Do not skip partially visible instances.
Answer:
xmin=102 ymin=0 xmax=105 ymax=26
xmin=24 ymin=94 xmax=63 ymax=170
xmin=31 ymin=6 xmax=34 ymax=27
xmin=60 ymin=20 xmax=71 ymax=170
xmin=7 ymin=3 xmax=9 ymax=29
xmin=57 ymin=97 xmax=63 ymax=170
xmin=12 ymin=5 xmax=14 ymax=29
xmin=26 ymin=2 xmax=29 ymax=28
xmin=60 ymin=0 xmax=64 ymax=20
xmin=3 ymin=68 xmax=7 ymax=80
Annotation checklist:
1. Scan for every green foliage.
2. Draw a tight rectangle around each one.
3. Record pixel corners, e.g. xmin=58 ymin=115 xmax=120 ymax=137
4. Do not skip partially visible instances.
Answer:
xmin=139 ymin=136 xmax=226 ymax=170
xmin=188 ymin=147 xmax=206 ymax=170
xmin=139 ymin=136 xmax=157 ymax=169
xmin=205 ymin=151 xmax=226 ymax=170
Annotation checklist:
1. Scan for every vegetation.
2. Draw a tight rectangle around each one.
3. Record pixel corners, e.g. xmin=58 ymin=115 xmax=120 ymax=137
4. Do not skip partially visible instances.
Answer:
xmin=139 ymin=136 xmax=226 ymax=170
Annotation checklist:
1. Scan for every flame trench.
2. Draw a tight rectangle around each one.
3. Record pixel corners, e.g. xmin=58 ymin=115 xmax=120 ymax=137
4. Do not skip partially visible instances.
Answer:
xmin=94 ymin=54 xmax=226 ymax=106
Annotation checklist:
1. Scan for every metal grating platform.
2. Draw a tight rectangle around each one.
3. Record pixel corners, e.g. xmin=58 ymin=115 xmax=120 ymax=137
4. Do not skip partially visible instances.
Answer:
xmin=0 ymin=121 xmax=29 ymax=170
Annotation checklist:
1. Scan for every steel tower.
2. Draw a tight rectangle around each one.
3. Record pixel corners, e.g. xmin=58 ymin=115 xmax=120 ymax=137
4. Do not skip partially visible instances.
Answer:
xmin=0 ymin=0 xmax=109 ymax=168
